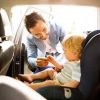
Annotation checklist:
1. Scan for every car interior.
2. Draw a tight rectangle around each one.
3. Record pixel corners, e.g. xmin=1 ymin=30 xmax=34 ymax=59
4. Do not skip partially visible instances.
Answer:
xmin=0 ymin=0 xmax=100 ymax=100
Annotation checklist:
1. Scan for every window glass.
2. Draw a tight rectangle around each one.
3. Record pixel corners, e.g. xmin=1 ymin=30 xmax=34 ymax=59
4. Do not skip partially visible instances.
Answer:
xmin=11 ymin=5 xmax=97 ymax=35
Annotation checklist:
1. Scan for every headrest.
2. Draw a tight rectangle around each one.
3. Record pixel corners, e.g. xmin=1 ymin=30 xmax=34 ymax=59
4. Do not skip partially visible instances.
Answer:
xmin=82 ymin=30 xmax=100 ymax=48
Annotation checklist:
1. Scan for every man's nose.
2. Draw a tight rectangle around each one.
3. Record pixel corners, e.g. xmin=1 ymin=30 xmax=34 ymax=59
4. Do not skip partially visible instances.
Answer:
xmin=41 ymin=32 xmax=47 ymax=37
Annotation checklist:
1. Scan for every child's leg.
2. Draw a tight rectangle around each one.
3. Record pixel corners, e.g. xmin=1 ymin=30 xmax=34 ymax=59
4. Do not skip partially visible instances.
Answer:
xmin=27 ymin=80 xmax=60 ymax=90
xmin=18 ymin=68 xmax=56 ymax=82
xmin=31 ymin=68 xmax=56 ymax=80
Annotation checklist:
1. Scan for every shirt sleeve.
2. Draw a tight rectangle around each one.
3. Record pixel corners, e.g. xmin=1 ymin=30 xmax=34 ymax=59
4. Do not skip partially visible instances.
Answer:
xmin=49 ymin=19 xmax=66 ymax=42
xmin=55 ymin=21 xmax=66 ymax=42
xmin=26 ymin=34 xmax=37 ymax=67
xmin=58 ymin=25 xmax=66 ymax=42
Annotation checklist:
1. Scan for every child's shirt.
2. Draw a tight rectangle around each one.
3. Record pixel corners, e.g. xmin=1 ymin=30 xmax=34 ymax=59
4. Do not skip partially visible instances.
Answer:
xmin=55 ymin=60 xmax=81 ymax=84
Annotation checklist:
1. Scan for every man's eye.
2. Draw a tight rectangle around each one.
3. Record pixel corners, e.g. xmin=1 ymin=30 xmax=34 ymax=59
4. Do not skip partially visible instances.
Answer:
xmin=35 ymin=34 xmax=40 ymax=36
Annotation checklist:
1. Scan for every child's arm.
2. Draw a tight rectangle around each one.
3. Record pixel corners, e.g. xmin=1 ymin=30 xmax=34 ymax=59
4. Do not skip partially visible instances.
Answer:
xmin=47 ymin=55 xmax=63 ymax=71
xmin=62 ymin=80 xmax=79 ymax=88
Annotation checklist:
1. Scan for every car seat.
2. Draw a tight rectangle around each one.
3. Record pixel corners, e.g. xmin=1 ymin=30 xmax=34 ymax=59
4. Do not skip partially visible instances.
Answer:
xmin=79 ymin=30 xmax=100 ymax=100
xmin=36 ymin=30 xmax=100 ymax=100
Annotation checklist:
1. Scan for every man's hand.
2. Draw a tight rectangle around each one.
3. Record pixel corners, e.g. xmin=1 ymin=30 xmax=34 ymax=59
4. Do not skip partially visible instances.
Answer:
xmin=36 ymin=57 xmax=49 ymax=67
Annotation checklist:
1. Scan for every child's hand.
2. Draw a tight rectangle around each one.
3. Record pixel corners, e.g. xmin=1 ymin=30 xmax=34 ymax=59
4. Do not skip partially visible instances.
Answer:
xmin=47 ymin=55 xmax=55 ymax=63
xmin=47 ymin=55 xmax=62 ymax=72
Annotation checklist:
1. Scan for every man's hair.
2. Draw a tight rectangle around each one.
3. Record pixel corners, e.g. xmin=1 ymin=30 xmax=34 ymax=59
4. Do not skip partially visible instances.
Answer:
xmin=25 ymin=12 xmax=45 ymax=32
xmin=62 ymin=35 xmax=85 ymax=57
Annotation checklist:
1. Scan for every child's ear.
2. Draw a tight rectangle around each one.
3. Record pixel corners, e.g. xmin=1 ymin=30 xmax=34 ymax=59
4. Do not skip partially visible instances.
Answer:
xmin=72 ymin=51 xmax=78 ymax=55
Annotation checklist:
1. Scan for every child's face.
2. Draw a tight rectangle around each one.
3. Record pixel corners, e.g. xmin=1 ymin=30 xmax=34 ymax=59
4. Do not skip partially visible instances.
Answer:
xmin=63 ymin=48 xmax=79 ymax=61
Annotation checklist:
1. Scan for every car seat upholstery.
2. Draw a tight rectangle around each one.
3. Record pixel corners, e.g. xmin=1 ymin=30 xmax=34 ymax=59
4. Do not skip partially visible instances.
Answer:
xmin=0 ymin=76 xmax=46 ymax=100
xmin=79 ymin=30 xmax=100 ymax=100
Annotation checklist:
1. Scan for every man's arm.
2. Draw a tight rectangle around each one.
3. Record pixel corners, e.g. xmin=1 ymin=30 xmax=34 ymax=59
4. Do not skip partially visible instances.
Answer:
xmin=26 ymin=36 xmax=38 ymax=67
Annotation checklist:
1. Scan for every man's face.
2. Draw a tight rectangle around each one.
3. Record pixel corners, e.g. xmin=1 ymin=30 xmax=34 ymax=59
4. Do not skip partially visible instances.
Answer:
xmin=29 ymin=20 xmax=48 ymax=40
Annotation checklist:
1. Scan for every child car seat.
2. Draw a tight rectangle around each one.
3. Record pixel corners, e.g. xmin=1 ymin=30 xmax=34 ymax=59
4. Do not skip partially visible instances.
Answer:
xmin=36 ymin=30 xmax=100 ymax=100
xmin=79 ymin=30 xmax=100 ymax=100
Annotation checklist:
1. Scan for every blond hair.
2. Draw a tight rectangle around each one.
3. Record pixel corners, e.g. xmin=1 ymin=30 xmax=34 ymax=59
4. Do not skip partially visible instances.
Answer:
xmin=62 ymin=35 xmax=85 ymax=58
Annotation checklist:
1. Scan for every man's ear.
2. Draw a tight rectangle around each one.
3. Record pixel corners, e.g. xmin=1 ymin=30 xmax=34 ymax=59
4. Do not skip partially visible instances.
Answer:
xmin=29 ymin=28 xmax=32 ymax=33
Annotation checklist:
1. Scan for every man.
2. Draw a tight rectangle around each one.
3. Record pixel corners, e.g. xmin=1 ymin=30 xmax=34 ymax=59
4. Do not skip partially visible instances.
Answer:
xmin=24 ymin=12 xmax=66 ymax=73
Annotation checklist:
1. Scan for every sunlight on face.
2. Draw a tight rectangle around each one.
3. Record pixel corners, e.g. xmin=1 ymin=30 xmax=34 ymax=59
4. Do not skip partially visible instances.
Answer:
xmin=29 ymin=20 xmax=48 ymax=40
xmin=64 ymin=48 xmax=79 ymax=61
